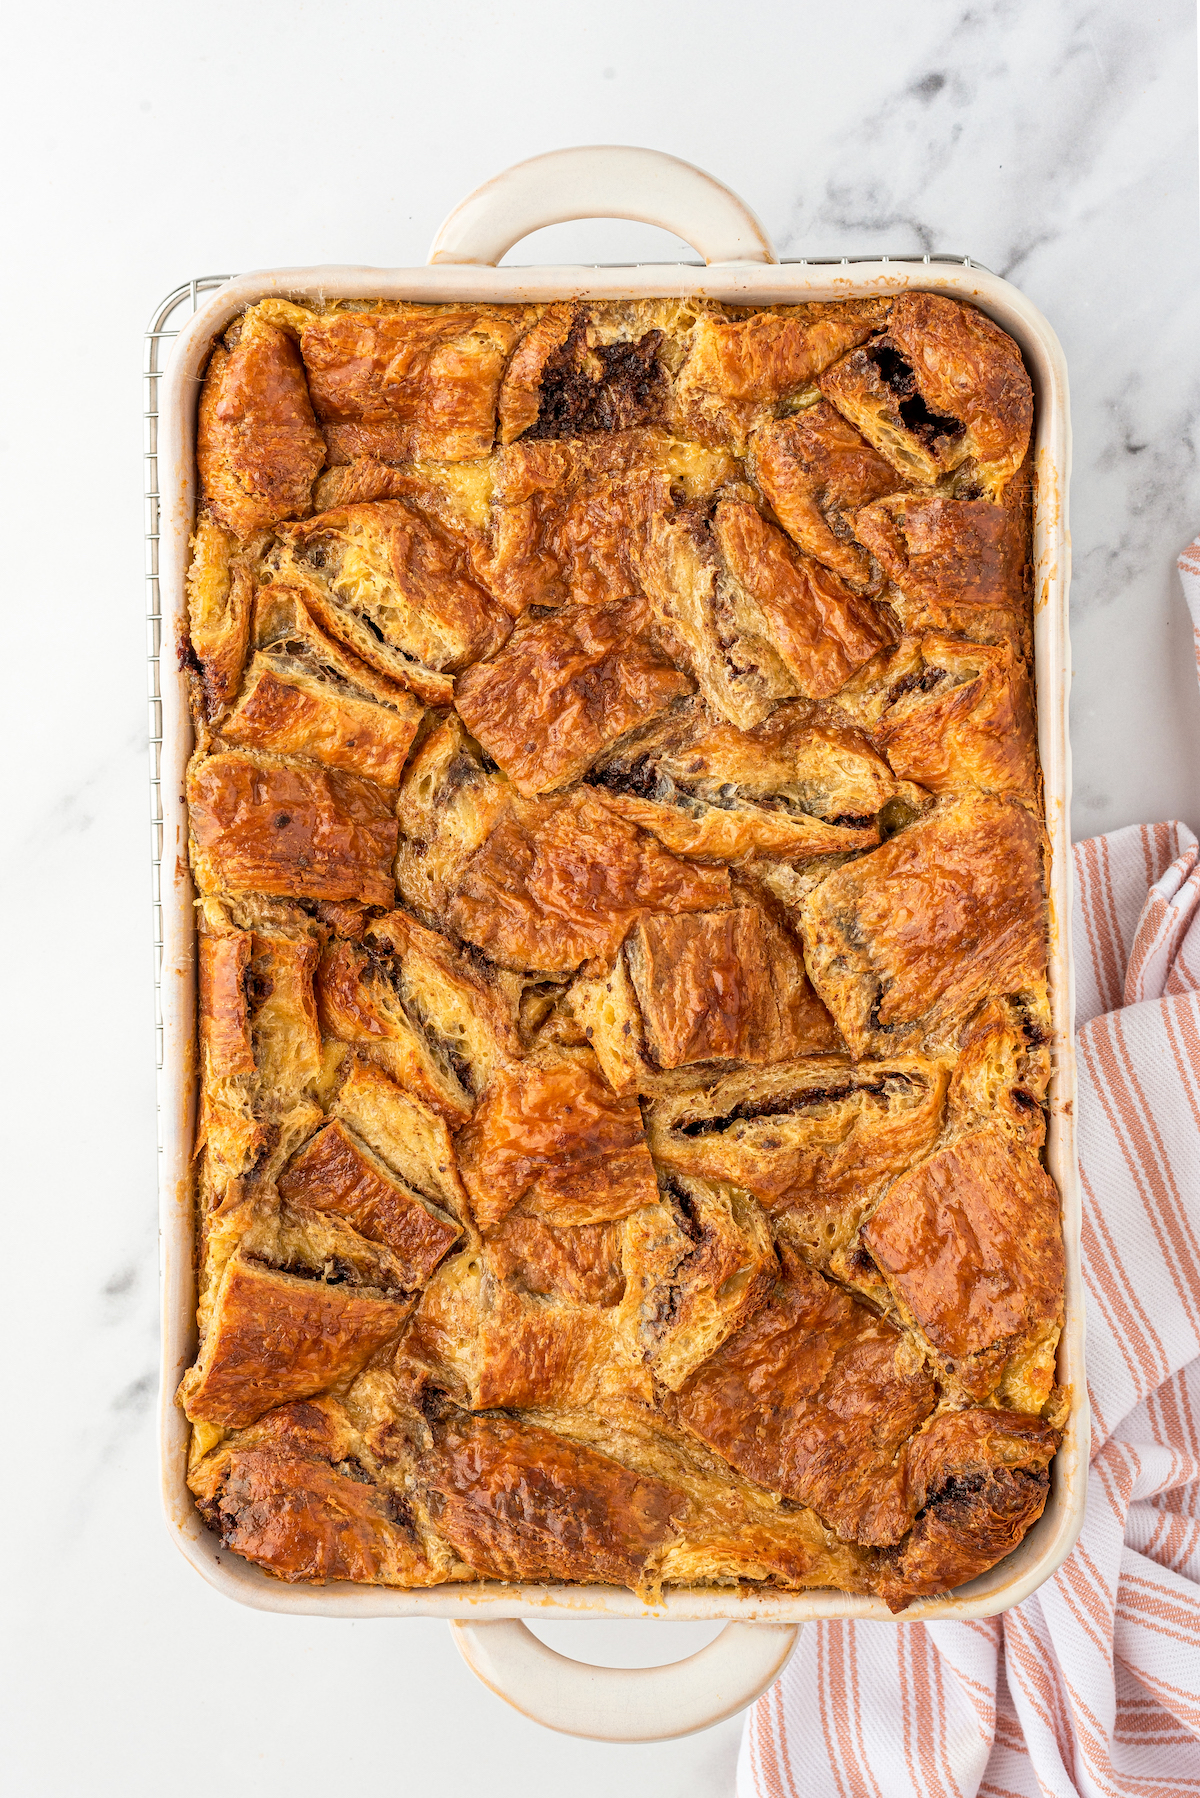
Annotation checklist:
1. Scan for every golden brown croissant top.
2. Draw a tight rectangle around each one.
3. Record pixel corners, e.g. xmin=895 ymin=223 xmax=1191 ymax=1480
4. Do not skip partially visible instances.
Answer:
xmin=182 ymin=291 xmax=1060 ymax=1612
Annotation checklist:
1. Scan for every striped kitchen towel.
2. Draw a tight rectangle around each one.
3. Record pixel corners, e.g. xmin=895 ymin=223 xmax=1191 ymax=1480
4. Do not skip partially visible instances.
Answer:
xmin=737 ymin=541 xmax=1200 ymax=1798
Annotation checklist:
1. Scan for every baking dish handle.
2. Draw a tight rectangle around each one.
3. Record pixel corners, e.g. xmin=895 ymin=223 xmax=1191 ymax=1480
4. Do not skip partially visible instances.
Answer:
xmin=449 ymin=1616 xmax=799 ymax=1741
xmin=427 ymin=145 xmax=778 ymax=267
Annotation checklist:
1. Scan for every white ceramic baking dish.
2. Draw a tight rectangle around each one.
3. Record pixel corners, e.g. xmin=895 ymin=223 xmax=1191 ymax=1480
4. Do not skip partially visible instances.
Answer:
xmin=154 ymin=146 xmax=1086 ymax=1742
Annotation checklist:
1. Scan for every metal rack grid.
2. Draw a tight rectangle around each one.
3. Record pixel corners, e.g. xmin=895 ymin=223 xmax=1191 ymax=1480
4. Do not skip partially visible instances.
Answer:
xmin=141 ymin=251 xmax=982 ymax=1130
xmin=144 ymin=278 xmax=230 ymax=1120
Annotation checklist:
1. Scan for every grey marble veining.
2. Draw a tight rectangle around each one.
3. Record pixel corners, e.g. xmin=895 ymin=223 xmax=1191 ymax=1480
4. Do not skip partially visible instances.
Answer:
xmin=4 ymin=1 xmax=1199 ymax=1793
xmin=762 ymin=0 xmax=1200 ymax=842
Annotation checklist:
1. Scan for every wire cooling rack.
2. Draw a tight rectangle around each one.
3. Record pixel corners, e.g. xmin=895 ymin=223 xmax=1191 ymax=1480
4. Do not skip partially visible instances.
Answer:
xmin=144 ymin=278 xmax=229 ymax=1121
xmin=141 ymin=251 xmax=984 ymax=1135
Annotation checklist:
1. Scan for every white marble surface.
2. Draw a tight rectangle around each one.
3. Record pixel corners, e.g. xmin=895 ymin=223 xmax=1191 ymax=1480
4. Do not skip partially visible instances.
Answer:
xmin=4 ymin=1 xmax=1199 ymax=1793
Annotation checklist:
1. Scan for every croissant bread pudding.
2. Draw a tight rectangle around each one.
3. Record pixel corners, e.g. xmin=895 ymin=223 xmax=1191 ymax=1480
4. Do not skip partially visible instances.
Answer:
xmin=179 ymin=289 xmax=1066 ymax=1612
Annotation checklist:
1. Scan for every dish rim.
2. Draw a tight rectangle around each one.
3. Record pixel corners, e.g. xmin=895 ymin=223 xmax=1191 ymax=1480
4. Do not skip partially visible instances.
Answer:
xmin=154 ymin=255 xmax=1085 ymax=1623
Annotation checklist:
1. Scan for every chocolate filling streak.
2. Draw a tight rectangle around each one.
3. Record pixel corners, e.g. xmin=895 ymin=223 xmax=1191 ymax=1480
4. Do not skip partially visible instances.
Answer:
xmin=671 ymin=1073 xmax=917 ymax=1137
xmin=867 ymin=343 xmax=966 ymax=450
xmin=358 ymin=943 xmax=478 ymax=1095
xmin=527 ymin=319 xmax=668 ymax=439
xmin=588 ymin=757 xmax=892 ymax=834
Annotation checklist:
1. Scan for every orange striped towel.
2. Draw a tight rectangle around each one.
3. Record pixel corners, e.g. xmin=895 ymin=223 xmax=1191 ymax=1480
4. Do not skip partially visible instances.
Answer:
xmin=738 ymin=541 xmax=1200 ymax=1798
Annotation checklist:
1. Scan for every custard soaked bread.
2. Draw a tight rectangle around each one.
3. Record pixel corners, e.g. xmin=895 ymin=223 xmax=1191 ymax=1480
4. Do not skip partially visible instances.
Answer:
xmin=181 ymin=291 xmax=1061 ymax=1610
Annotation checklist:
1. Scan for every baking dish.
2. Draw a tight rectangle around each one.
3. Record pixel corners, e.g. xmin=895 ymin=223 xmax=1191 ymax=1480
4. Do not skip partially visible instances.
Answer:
xmin=151 ymin=145 xmax=1085 ymax=1741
